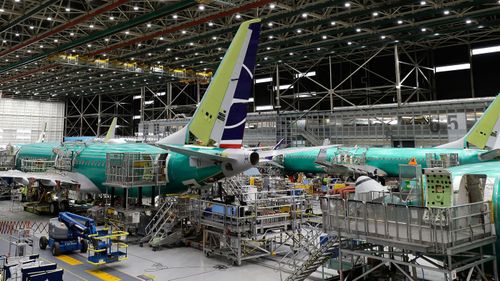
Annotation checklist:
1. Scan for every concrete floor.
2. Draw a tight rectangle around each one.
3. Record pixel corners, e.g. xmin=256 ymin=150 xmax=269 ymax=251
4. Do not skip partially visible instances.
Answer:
xmin=0 ymin=200 xmax=457 ymax=281
xmin=0 ymin=200 xmax=286 ymax=281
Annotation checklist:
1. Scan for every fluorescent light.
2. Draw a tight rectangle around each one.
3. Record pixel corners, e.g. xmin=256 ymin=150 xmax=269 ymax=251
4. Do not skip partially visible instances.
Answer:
xmin=256 ymin=105 xmax=274 ymax=111
xmin=156 ymin=91 xmax=166 ymax=96
xmin=249 ymin=97 xmax=254 ymax=102
xmin=435 ymin=63 xmax=470 ymax=73
xmin=255 ymin=77 xmax=272 ymax=84
xmin=294 ymin=71 xmax=316 ymax=78
xmin=297 ymin=92 xmax=317 ymax=98
xmin=274 ymin=84 xmax=293 ymax=91
xmin=144 ymin=100 xmax=154 ymax=105
xmin=133 ymin=115 xmax=141 ymax=120
xmin=472 ymin=45 xmax=500 ymax=55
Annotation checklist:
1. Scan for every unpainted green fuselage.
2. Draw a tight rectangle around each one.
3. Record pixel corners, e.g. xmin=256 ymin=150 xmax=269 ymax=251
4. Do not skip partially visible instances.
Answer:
xmin=15 ymin=142 xmax=224 ymax=196
xmin=283 ymin=147 xmax=487 ymax=176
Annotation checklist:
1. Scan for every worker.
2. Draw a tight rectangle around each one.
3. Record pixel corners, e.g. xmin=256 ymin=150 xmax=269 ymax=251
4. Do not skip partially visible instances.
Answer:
xmin=20 ymin=185 xmax=27 ymax=202
xmin=408 ymin=157 xmax=417 ymax=166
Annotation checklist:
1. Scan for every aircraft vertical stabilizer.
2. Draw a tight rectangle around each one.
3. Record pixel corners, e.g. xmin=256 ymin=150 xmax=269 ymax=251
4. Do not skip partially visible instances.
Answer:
xmin=437 ymin=94 xmax=500 ymax=149
xmin=156 ymin=19 xmax=261 ymax=146
xmin=36 ymin=122 xmax=47 ymax=143
xmin=104 ymin=117 xmax=118 ymax=143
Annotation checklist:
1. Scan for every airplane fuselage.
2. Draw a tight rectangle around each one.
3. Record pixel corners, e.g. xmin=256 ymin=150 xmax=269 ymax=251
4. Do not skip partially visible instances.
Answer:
xmin=283 ymin=146 xmax=488 ymax=176
xmin=15 ymin=142 xmax=225 ymax=196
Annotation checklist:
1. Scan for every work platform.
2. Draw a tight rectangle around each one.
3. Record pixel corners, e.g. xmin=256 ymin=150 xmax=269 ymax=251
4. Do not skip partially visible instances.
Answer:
xmin=103 ymin=152 xmax=167 ymax=189
xmin=192 ymin=189 xmax=313 ymax=266
xmin=320 ymin=194 xmax=497 ymax=281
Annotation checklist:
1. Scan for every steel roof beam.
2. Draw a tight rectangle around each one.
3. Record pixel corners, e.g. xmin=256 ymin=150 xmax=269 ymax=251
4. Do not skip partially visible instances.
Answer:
xmin=0 ymin=0 xmax=130 ymax=59
xmin=0 ymin=0 xmax=197 ymax=75
xmin=88 ymin=0 xmax=275 ymax=57
xmin=0 ymin=0 xmax=59 ymax=34
xmin=168 ymin=1 xmax=496 ymax=67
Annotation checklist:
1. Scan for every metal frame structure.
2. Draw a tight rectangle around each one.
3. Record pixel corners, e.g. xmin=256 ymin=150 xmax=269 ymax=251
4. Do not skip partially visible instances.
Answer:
xmin=141 ymin=96 xmax=494 ymax=146
xmin=0 ymin=1 xmax=497 ymax=136
xmin=321 ymin=195 xmax=498 ymax=281
xmin=191 ymin=189 xmax=313 ymax=266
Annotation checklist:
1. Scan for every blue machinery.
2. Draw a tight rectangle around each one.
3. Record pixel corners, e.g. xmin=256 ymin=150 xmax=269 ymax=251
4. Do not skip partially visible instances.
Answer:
xmin=39 ymin=212 xmax=128 ymax=265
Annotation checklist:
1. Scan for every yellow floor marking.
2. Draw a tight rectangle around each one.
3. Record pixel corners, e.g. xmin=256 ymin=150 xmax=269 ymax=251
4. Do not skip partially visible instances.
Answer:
xmin=0 ymin=236 xmax=88 ymax=281
xmin=143 ymin=273 xmax=156 ymax=279
xmin=85 ymin=269 xmax=121 ymax=281
xmin=41 ymin=257 xmax=89 ymax=281
xmin=56 ymin=254 xmax=83 ymax=265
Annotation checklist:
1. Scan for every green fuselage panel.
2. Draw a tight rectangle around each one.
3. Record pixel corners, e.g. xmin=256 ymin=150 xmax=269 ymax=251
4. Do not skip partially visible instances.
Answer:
xmin=283 ymin=147 xmax=485 ymax=176
xmin=16 ymin=143 xmax=223 ymax=196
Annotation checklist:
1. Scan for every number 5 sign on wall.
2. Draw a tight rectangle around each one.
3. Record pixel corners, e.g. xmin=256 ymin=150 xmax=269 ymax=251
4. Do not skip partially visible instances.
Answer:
xmin=447 ymin=113 xmax=467 ymax=142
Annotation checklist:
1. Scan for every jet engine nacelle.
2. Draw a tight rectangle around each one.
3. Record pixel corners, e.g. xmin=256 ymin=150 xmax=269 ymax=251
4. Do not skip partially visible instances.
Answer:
xmin=221 ymin=149 xmax=259 ymax=178
xmin=354 ymin=176 xmax=387 ymax=201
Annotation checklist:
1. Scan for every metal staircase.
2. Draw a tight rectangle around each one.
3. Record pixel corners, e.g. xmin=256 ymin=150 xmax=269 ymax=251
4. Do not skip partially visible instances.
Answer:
xmin=298 ymin=129 xmax=322 ymax=146
xmin=284 ymin=236 xmax=338 ymax=281
xmin=222 ymin=177 xmax=244 ymax=197
xmin=141 ymin=196 xmax=178 ymax=247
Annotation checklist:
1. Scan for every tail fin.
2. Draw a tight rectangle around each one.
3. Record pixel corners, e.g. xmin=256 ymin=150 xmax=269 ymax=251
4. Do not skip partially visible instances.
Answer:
xmin=437 ymin=94 xmax=500 ymax=149
xmin=104 ymin=117 xmax=118 ymax=143
xmin=36 ymin=122 xmax=47 ymax=143
xmin=273 ymin=138 xmax=285 ymax=150
xmin=157 ymin=19 xmax=261 ymax=147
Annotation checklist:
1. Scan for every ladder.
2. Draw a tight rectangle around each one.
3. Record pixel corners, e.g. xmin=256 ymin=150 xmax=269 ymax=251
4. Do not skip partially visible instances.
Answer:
xmin=285 ymin=237 xmax=338 ymax=281
xmin=141 ymin=196 xmax=178 ymax=245
xmin=10 ymin=189 xmax=23 ymax=212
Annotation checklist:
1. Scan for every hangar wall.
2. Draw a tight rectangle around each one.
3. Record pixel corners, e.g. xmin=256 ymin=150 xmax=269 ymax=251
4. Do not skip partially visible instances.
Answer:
xmin=0 ymin=98 xmax=64 ymax=145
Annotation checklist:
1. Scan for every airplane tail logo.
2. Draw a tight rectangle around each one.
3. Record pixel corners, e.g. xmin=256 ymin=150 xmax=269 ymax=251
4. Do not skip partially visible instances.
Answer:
xmin=217 ymin=20 xmax=261 ymax=148
xmin=157 ymin=19 xmax=261 ymax=147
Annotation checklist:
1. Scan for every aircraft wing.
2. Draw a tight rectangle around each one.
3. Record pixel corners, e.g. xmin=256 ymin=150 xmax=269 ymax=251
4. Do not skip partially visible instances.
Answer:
xmin=0 ymin=170 xmax=100 ymax=193
xmin=478 ymin=149 xmax=500 ymax=161
xmin=258 ymin=144 xmax=339 ymax=159
xmin=158 ymin=144 xmax=237 ymax=162
xmin=0 ymin=170 xmax=78 ymax=184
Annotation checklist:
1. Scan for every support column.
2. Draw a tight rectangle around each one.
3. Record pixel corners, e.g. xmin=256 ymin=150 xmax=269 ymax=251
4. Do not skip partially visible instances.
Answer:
xmin=196 ymin=81 xmax=201 ymax=104
xmin=97 ymin=94 xmax=102 ymax=136
xmin=151 ymin=186 xmax=156 ymax=205
xmin=124 ymin=188 xmax=128 ymax=209
xmin=329 ymin=56 xmax=334 ymax=112
xmin=80 ymin=96 xmax=84 ymax=136
xmin=140 ymin=86 xmax=145 ymax=122
xmin=111 ymin=187 xmax=115 ymax=206
xmin=138 ymin=186 xmax=143 ymax=206
xmin=275 ymin=64 xmax=280 ymax=111
xmin=394 ymin=45 xmax=402 ymax=107
xmin=468 ymin=44 xmax=475 ymax=98
xmin=64 ymin=99 xmax=69 ymax=136
xmin=166 ymin=82 xmax=172 ymax=119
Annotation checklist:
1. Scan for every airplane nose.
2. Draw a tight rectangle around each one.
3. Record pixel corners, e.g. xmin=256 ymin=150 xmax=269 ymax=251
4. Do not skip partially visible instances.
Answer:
xmin=250 ymin=152 xmax=259 ymax=166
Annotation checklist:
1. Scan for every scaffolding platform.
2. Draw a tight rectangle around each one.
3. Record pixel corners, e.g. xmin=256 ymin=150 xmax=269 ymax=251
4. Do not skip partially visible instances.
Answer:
xmin=192 ymin=189 xmax=313 ymax=265
xmin=20 ymin=159 xmax=55 ymax=172
xmin=103 ymin=152 xmax=168 ymax=188
xmin=320 ymin=195 xmax=497 ymax=280
xmin=0 ymin=146 xmax=17 ymax=171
